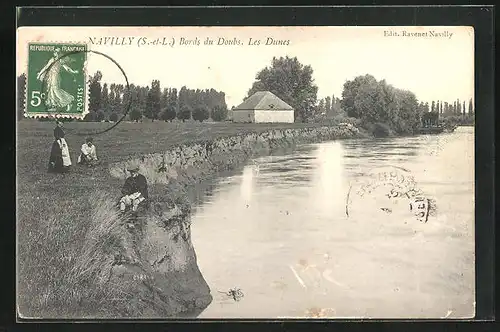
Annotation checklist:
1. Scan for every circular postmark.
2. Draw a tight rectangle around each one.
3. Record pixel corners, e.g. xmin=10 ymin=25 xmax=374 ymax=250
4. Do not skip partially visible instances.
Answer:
xmin=345 ymin=166 xmax=436 ymax=223
xmin=40 ymin=48 xmax=131 ymax=137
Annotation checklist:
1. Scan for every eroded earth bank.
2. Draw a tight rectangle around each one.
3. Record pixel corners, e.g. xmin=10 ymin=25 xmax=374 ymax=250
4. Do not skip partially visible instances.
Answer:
xmin=103 ymin=125 xmax=363 ymax=317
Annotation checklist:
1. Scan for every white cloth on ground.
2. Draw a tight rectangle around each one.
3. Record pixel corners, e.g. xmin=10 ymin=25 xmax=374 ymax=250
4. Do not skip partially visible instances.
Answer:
xmin=57 ymin=138 xmax=72 ymax=166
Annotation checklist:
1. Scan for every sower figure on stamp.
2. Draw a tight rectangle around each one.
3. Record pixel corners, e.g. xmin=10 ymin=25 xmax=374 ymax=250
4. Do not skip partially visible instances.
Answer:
xmin=120 ymin=164 xmax=149 ymax=215
xmin=37 ymin=48 xmax=79 ymax=113
xmin=78 ymin=137 xmax=99 ymax=166
xmin=48 ymin=120 xmax=72 ymax=173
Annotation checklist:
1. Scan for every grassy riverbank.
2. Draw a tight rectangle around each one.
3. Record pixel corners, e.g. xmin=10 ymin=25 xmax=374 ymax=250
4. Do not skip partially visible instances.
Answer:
xmin=17 ymin=120 xmax=363 ymax=318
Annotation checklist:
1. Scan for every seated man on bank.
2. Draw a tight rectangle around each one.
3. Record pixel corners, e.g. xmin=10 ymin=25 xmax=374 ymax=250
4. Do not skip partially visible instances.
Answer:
xmin=77 ymin=137 xmax=99 ymax=166
xmin=120 ymin=164 xmax=149 ymax=213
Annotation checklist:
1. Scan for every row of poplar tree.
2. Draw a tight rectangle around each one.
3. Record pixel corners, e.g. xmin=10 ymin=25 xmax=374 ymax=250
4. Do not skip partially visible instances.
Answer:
xmin=429 ymin=99 xmax=474 ymax=117
xmin=86 ymin=71 xmax=229 ymax=122
xmin=316 ymin=95 xmax=342 ymax=118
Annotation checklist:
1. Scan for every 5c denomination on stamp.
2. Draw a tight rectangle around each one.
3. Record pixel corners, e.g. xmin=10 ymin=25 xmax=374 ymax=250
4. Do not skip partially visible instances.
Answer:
xmin=25 ymin=43 xmax=88 ymax=119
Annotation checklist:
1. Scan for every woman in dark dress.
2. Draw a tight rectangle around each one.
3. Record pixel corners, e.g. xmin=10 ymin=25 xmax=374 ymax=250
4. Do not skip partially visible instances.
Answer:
xmin=53 ymin=120 xmax=64 ymax=140
xmin=48 ymin=121 xmax=69 ymax=173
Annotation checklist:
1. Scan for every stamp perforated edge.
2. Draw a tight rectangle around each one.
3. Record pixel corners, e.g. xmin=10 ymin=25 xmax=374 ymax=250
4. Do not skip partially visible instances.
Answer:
xmin=23 ymin=41 xmax=90 ymax=120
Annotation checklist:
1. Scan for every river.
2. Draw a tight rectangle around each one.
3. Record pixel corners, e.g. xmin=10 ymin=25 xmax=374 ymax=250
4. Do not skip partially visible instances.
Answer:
xmin=190 ymin=126 xmax=475 ymax=319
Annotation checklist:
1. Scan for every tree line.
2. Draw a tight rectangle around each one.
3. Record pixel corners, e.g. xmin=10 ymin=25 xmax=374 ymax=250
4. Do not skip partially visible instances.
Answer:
xmin=16 ymin=72 xmax=229 ymax=123
xmin=429 ymin=99 xmax=474 ymax=117
xmin=316 ymin=95 xmax=342 ymax=118
xmin=17 ymin=55 xmax=474 ymax=134
xmin=334 ymin=74 xmax=426 ymax=135
xmin=428 ymin=98 xmax=475 ymax=127
xmin=87 ymin=71 xmax=229 ymax=122
xmin=245 ymin=57 xmax=429 ymax=135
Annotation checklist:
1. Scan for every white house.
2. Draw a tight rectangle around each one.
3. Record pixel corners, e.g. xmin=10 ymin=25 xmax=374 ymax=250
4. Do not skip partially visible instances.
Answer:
xmin=232 ymin=91 xmax=294 ymax=123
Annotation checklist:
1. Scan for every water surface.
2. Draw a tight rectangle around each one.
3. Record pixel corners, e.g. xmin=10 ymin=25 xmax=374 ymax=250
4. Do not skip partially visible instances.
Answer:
xmin=191 ymin=127 xmax=475 ymax=319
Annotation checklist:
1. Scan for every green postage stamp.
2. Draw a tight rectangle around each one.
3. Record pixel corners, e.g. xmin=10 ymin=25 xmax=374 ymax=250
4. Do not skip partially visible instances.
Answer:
xmin=24 ymin=43 xmax=88 ymax=119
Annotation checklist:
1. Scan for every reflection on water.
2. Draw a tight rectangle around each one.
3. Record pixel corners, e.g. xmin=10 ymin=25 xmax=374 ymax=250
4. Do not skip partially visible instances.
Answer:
xmin=191 ymin=127 xmax=475 ymax=319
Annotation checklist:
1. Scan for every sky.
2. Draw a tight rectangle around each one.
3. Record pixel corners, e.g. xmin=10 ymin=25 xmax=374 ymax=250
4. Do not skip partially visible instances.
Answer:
xmin=17 ymin=26 xmax=474 ymax=109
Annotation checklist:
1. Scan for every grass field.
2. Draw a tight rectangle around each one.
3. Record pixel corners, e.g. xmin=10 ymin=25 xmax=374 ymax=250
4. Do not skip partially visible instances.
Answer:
xmin=17 ymin=119 xmax=333 ymax=317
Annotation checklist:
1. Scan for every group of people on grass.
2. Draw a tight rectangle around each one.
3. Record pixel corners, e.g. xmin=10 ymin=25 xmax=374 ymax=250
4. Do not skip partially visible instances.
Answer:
xmin=48 ymin=120 xmax=99 ymax=173
xmin=48 ymin=120 xmax=149 ymax=215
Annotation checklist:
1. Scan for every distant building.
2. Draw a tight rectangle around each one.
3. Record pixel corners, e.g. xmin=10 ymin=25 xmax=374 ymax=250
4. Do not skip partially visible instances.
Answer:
xmin=232 ymin=91 xmax=294 ymax=123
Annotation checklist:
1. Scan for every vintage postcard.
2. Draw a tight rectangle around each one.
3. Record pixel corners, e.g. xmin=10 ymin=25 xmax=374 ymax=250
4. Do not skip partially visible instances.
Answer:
xmin=16 ymin=26 xmax=475 ymax=320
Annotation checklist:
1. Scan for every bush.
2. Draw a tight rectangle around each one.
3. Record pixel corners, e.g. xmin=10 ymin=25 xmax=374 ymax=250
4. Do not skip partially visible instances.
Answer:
xmin=192 ymin=106 xmax=210 ymax=122
xmin=129 ymin=108 xmax=142 ymax=122
xmin=337 ymin=116 xmax=361 ymax=127
xmin=83 ymin=112 xmax=96 ymax=122
xmin=367 ymin=122 xmax=393 ymax=138
xmin=441 ymin=115 xmax=474 ymax=127
xmin=96 ymin=111 xmax=105 ymax=122
xmin=211 ymin=105 xmax=228 ymax=122
xmin=160 ymin=107 xmax=177 ymax=122
xmin=177 ymin=105 xmax=192 ymax=122
xmin=109 ymin=112 xmax=119 ymax=122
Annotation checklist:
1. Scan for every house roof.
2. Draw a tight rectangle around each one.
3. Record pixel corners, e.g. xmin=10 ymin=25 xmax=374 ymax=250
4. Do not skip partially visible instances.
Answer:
xmin=234 ymin=91 xmax=293 ymax=111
